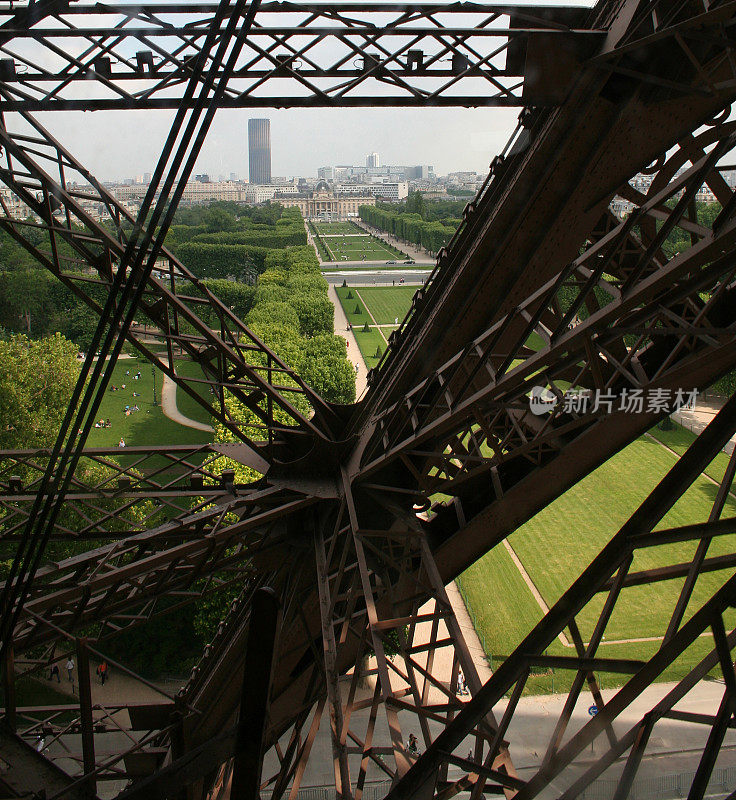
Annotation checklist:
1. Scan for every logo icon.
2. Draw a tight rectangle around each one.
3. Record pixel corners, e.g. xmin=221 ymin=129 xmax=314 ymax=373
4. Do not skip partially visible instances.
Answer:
xmin=529 ymin=386 xmax=558 ymax=415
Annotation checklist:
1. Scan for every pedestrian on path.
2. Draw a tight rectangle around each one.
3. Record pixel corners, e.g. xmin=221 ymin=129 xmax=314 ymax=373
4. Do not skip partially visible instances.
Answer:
xmin=97 ymin=660 xmax=109 ymax=685
xmin=66 ymin=656 xmax=74 ymax=681
xmin=49 ymin=663 xmax=60 ymax=682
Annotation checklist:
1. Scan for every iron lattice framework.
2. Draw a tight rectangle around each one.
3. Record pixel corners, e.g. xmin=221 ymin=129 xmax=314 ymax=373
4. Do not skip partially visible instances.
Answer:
xmin=0 ymin=2 xmax=601 ymax=110
xmin=2 ymin=0 xmax=736 ymax=798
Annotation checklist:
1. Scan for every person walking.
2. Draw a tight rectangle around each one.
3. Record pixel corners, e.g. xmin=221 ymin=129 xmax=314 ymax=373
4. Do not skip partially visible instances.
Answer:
xmin=98 ymin=660 xmax=109 ymax=685
xmin=65 ymin=656 xmax=74 ymax=681
xmin=49 ymin=663 xmax=60 ymax=682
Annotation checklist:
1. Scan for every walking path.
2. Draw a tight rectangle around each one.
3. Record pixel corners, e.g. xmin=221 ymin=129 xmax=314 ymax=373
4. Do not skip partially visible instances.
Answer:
xmin=37 ymin=656 xmax=182 ymax=710
xmin=446 ymin=581 xmax=492 ymax=683
xmin=161 ymin=372 xmax=214 ymax=433
xmin=673 ymin=396 xmax=736 ymax=455
xmin=502 ymin=539 xmax=572 ymax=648
xmin=328 ymin=284 xmax=368 ymax=399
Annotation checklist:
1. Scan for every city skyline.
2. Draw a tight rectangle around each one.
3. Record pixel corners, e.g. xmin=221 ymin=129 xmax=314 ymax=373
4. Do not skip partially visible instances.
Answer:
xmin=39 ymin=107 xmax=519 ymax=183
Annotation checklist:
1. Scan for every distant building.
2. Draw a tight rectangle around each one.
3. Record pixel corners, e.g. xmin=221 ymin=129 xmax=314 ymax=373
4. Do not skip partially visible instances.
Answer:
xmin=181 ymin=180 xmax=245 ymax=204
xmin=110 ymin=179 xmax=248 ymax=205
xmin=696 ymin=185 xmax=717 ymax=203
xmin=246 ymin=184 xmax=298 ymax=204
xmin=0 ymin=186 xmax=32 ymax=218
xmin=277 ymin=185 xmax=375 ymax=219
xmin=335 ymin=181 xmax=408 ymax=201
xmin=370 ymin=182 xmax=408 ymax=201
xmin=366 ymin=152 xmax=380 ymax=168
xmin=332 ymin=163 xmax=430 ymax=182
xmin=248 ymin=119 xmax=272 ymax=185
xmin=405 ymin=165 xmax=435 ymax=181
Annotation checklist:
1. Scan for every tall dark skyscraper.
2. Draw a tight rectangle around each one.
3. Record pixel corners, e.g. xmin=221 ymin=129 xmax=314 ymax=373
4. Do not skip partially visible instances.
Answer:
xmin=248 ymin=118 xmax=271 ymax=185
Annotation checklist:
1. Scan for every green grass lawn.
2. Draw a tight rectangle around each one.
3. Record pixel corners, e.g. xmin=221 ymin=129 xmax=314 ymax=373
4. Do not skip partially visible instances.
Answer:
xmin=354 ymin=328 xmax=387 ymax=368
xmin=313 ymin=221 xmax=364 ymax=236
xmin=334 ymin=286 xmax=418 ymax=366
xmin=323 ymin=238 xmax=403 ymax=261
xmin=355 ymin=286 xmax=416 ymax=325
xmin=334 ymin=287 xmax=386 ymax=367
xmin=314 ymin=222 xmax=407 ymax=261
xmin=459 ymin=428 xmax=736 ymax=694
xmin=321 ymin=265 xmax=429 ymax=272
xmin=649 ymin=421 xmax=732 ymax=485
xmin=85 ymin=356 xmax=211 ymax=449
xmin=175 ymin=360 xmax=215 ymax=428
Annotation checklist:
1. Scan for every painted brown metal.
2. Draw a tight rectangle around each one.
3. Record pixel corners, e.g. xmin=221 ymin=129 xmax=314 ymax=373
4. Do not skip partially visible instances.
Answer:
xmin=0 ymin=4 xmax=595 ymax=111
xmin=3 ymin=0 xmax=736 ymax=797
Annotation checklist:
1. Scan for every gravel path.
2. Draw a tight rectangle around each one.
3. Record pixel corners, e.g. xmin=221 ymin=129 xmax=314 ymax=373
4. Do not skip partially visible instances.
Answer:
xmin=327 ymin=284 xmax=367 ymax=399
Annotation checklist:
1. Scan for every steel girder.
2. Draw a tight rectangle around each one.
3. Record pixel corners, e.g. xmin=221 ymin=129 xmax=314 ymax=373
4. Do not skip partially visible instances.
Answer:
xmin=3 ymin=0 xmax=736 ymax=797
xmin=386 ymin=394 xmax=736 ymax=800
xmin=0 ymin=2 xmax=598 ymax=111
xmin=0 ymin=444 xmax=253 ymax=540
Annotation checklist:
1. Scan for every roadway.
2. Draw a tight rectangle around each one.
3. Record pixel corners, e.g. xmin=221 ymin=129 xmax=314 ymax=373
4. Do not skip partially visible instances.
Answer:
xmin=321 ymin=268 xmax=431 ymax=286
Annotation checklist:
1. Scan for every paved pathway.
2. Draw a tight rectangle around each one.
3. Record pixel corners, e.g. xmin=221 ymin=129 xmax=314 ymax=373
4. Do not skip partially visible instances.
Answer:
xmin=161 ymin=372 xmax=214 ymax=433
xmin=673 ymin=396 xmax=736 ymax=454
xmin=323 ymin=271 xmax=429 ymax=285
xmin=328 ymin=284 xmax=368 ymax=399
xmin=446 ymin=581 xmax=492 ymax=684
xmin=38 ymin=658 xmax=181 ymax=710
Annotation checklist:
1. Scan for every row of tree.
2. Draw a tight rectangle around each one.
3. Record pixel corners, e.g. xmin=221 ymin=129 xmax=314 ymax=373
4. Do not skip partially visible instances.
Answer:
xmin=359 ymin=201 xmax=460 ymax=253
xmin=218 ymin=243 xmax=356 ymax=450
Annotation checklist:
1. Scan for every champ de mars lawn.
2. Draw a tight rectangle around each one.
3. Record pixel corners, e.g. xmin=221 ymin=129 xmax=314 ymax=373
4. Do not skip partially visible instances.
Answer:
xmin=85 ymin=356 xmax=211 ymax=448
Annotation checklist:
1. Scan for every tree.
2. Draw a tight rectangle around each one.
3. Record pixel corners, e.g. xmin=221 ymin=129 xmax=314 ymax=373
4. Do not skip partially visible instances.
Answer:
xmin=300 ymin=335 xmax=356 ymax=404
xmin=247 ymin=301 xmax=300 ymax=332
xmin=288 ymin=292 xmax=334 ymax=337
xmin=60 ymin=304 xmax=99 ymax=352
xmin=405 ymin=190 xmax=425 ymax=217
xmin=0 ymin=333 xmax=80 ymax=449
xmin=204 ymin=207 xmax=237 ymax=232
xmin=0 ymin=269 xmax=51 ymax=336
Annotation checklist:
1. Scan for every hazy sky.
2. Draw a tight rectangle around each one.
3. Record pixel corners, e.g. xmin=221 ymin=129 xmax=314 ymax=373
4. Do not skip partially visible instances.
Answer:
xmin=39 ymin=105 xmax=522 ymax=182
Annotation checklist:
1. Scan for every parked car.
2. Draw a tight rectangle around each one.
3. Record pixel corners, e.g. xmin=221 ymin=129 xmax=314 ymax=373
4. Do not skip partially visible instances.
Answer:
xmin=386 ymin=260 xmax=397 ymax=264
xmin=404 ymin=259 xmax=415 ymax=264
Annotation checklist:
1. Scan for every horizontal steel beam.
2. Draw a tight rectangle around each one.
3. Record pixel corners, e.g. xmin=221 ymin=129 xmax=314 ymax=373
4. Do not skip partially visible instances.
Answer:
xmin=0 ymin=1 xmax=598 ymax=109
